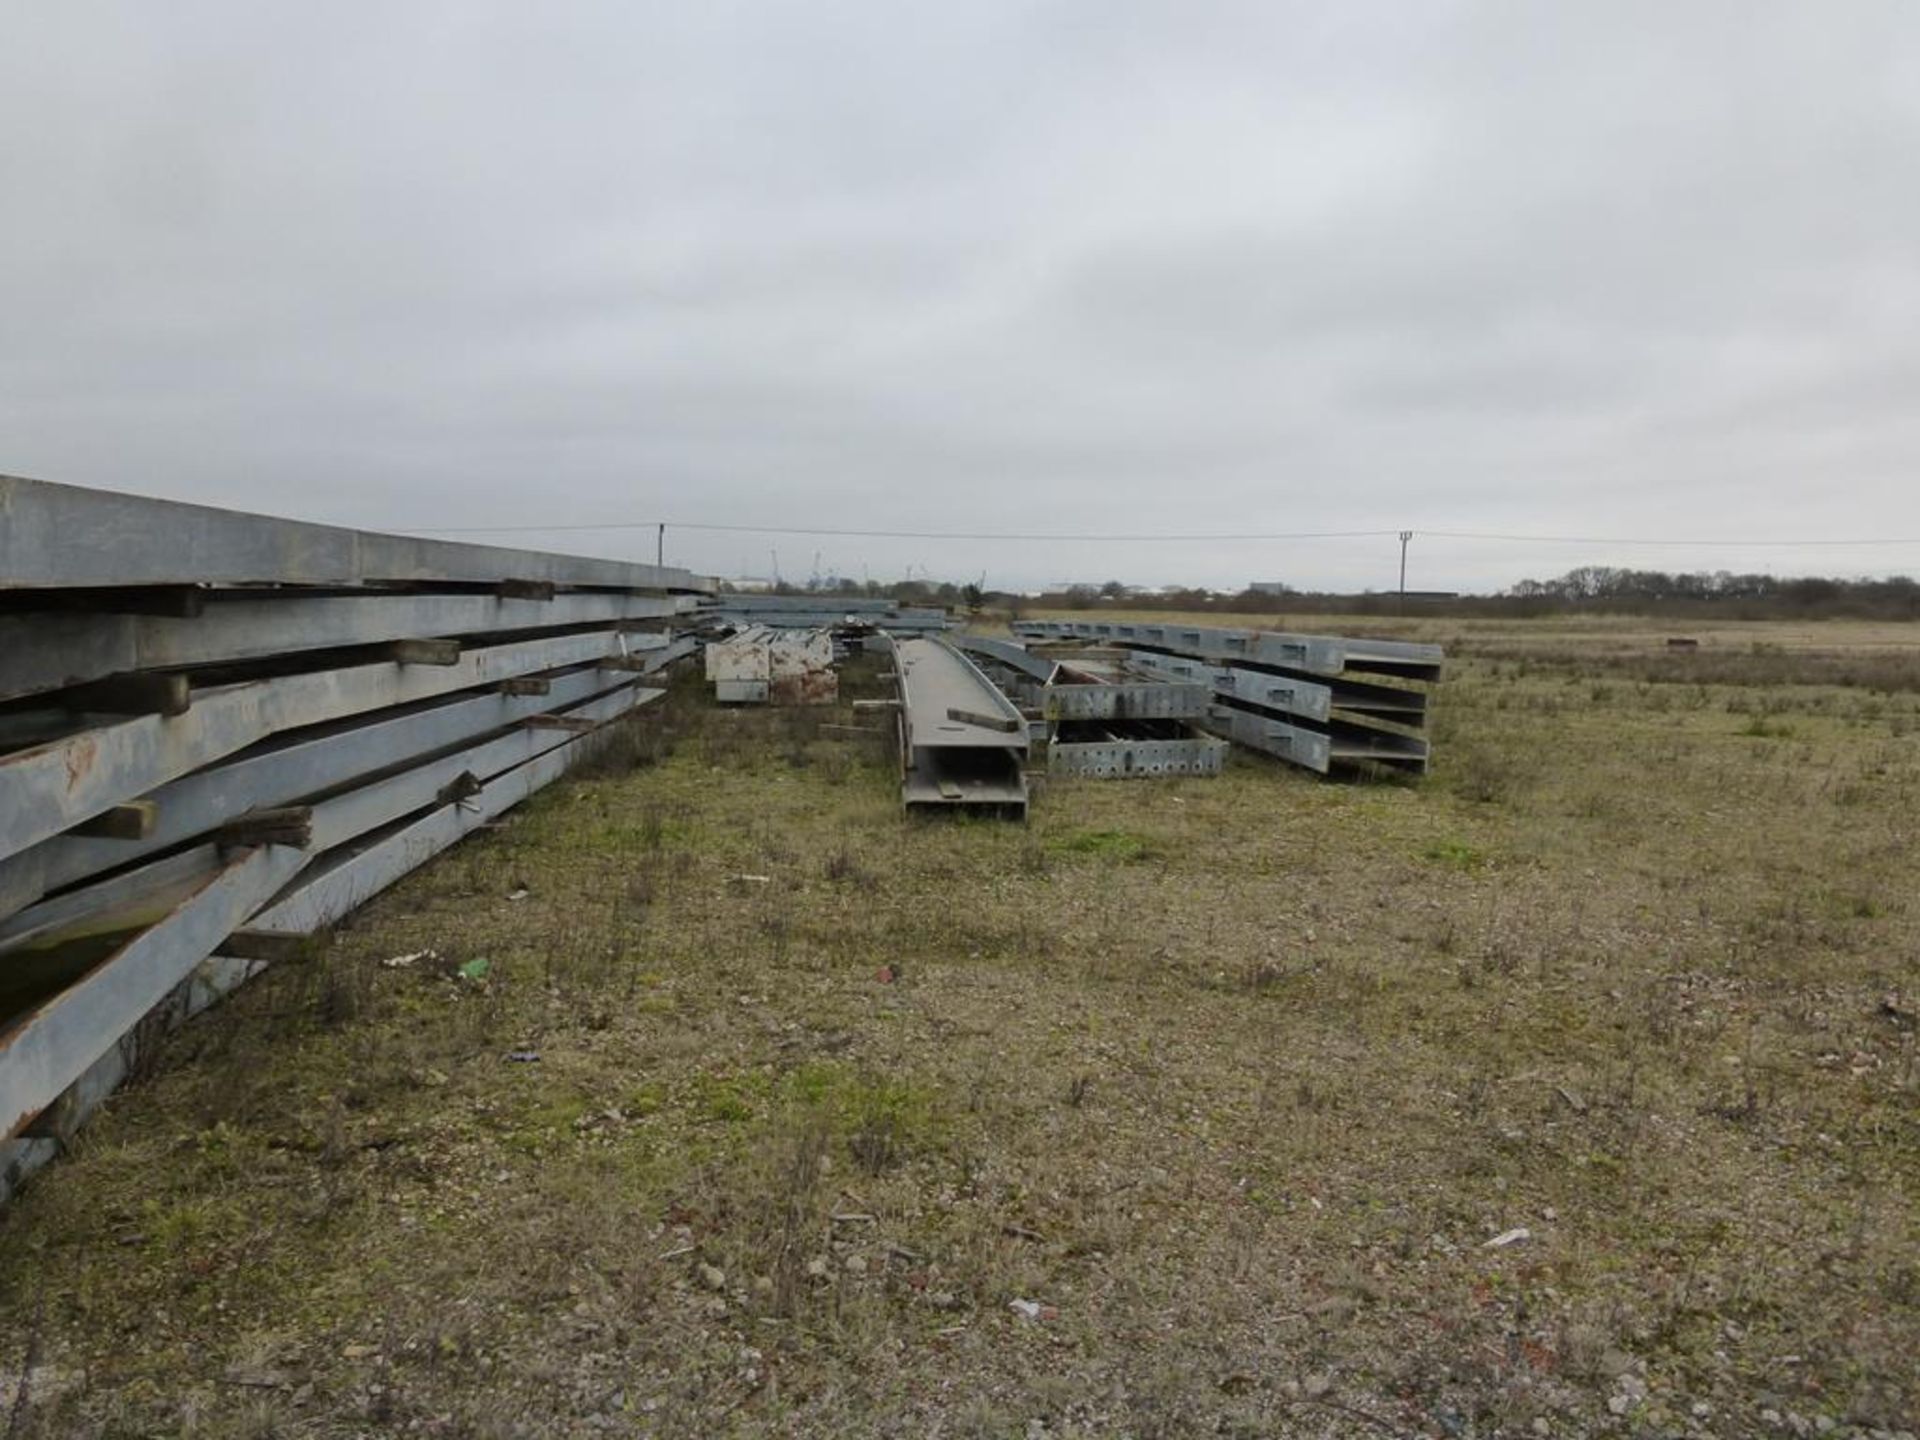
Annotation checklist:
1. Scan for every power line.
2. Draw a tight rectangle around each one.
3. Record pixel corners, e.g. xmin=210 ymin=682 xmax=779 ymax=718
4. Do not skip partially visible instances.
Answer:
xmin=400 ymin=517 xmax=1920 ymax=548
xmin=403 ymin=520 xmax=1403 ymax=542
xmin=1422 ymin=529 xmax=1920 ymax=548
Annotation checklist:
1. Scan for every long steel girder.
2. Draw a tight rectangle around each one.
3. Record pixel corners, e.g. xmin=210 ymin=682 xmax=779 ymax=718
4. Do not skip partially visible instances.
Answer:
xmin=699 ymin=608 xmax=947 ymax=632
xmin=1127 ymin=650 xmax=1336 ymax=722
xmin=696 ymin=594 xmax=943 ymax=620
xmin=3 ymin=951 xmax=263 ymax=1206
xmin=1 ymin=843 xmax=307 ymax=1140
xmin=0 ymin=666 xmax=645 ymax=920
xmin=888 ymin=636 xmax=1028 ymax=813
xmin=1012 ymin=618 xmax=1443 ymax=682
xmin=0 ymin=692 xmax=656 ymax=1141
xmin=238 ymin=715 xmax=627 ymax=937
xmin=950 ymin=634 xmax=1060 ymax=684
xmin=0 ymin=473 xmax=711 ymax=594
xmin=0 ymin=591 xmax=686 ymax=703
xmin=0 ymin=630 xmax=667 ymax=862
xmin=1125 ymin=649 xmax=1428 ymax=724
xmin=1198 ymin=701 xmax=1429 ymax=774
xmin=0 ymin=682 xmax=662 ymax=955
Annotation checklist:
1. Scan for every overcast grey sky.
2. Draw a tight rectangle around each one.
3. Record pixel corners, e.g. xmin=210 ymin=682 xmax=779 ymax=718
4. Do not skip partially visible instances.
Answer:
xmin=4 ymin=3 xmax=1918 ymax=592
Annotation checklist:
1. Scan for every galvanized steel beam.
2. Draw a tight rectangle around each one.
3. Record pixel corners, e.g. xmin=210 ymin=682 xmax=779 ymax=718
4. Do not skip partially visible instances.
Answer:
xmin=0 ymin=666 xmax=642 ymax=920
xmin=1041 ymin=681 xmax=1210 ymax=721
xmin=0 ymin=843 xmax=309 ymax=1140
xmin=1012 ymin=618 xmax=1443 ymax=682
xmin=0 ymin=474 xmax=711 ymax=594
xmin=0 ymin=591 xmax=684 ymax=703
xmin=238 ymin=717 xmax=629 ymax=937
xmin=0 ymin=631 xmax=665 ymax=862
xmin=0 ymin=684 xmax=660 ymax=953
xmin=1047 ymin=735 xmax=1228 ymax=779
xmin=951 ymin=634 xmax=1059 ymax=684
xmin=889 ymin=636 xmax=1028 ymax=814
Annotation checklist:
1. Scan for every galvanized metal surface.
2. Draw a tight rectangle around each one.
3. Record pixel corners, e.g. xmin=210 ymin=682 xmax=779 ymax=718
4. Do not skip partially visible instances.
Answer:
xmin=241 ymin=718 xmax=626 ymax=937
xmin=0 ymin=591 xmax=683 ymax=703
xmin=888 ymin=637 xmax=1028 ymax=814
xmin=1199 ymin=704 xmax=1334 ymax=774
xmin=1127 ymin=651 xmax=1335 ymax=724
xmin=1200 ymin=701 xmax=1429 ymax=773
xmin=0 ymin=683 xmax=659 ymax=958
xmin=949 ymin=634 xmax=1059 ymax=684
xmin=2 ymin=952 xmax=264 ymax=1207
xmin=1047 ymin=735 xmax=1228 ymax=779
xmin=0 ymin=631 xmax=665 ymax=862
xmin=1041 ymin=681 xmax=1211 ymax=721
xmin=0 ymin=844 xmax=308 ymax=1141
xmin=0 ymin=479 xmax=706 ymax=1201
xmin=0 ymin=473 xmax=711 ymax=593
xmin=0 ymin=667 xmax=645 ymax=920
xmin=892 ymin=637 xmax=1028 ymax=751
xmin=1012 ymin=618 xmax=1443 ymax=682
xmin=0 ymin=691 xmax=656 ymax=1158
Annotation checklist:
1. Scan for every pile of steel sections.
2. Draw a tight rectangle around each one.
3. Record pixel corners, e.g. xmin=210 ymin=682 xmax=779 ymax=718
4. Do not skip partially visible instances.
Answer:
xmin=694 ymin=593 xmax=947 ymax=634
xmin=1012 ymin=618 xmax=1441 ymax=775
xmin=704 ymin=625 xmax=837 ymax=704
xmin=955 ymin=635 xmax=1227 ymax=780
xmin=0 ymin=474 xmax=711 ymax=1202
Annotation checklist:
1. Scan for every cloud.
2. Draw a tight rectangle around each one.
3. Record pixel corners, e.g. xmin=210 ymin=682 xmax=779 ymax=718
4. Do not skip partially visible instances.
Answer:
xmin=3 ymin=1 xmax=1918 ymax=591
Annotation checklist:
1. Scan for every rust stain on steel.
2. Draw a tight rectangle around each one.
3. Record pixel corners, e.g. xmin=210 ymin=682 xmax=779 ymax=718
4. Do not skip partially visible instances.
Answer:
xmin=63 ymin=734 xmax=98 ymax=790
xmin=769 ymin=668 xmax=838 ymax=706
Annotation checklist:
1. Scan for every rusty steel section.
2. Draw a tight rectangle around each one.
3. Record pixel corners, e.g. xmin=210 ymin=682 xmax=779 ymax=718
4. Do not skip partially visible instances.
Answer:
xmin=0 ymin=477 xmax=704 ymax=1203
xmin=705 ymin=626 xmax=837 ymax=705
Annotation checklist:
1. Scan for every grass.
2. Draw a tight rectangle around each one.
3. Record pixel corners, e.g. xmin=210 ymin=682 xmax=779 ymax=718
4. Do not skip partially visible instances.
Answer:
xmin=1 ymin=627 xmax=1917 ymax=1438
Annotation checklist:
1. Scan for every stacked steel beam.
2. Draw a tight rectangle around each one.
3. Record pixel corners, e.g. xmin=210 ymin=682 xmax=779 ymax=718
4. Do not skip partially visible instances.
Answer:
xmin=693 ymin=592 xmax=948 ymax=634
xmin=0 ymin=475 xmax=710 ymax=1202
xmin=1012 ymin=618 xmax=1442 ymax=775
xmin=953 ymin=635 xmax=1228 ymax=780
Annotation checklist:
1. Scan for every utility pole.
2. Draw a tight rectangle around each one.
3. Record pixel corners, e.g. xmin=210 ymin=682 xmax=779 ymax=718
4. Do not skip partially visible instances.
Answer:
xmin=1398 ymin=531 xmax=1414 ymax=614
xmin=656 ymin=523 xmax=664 ymax=569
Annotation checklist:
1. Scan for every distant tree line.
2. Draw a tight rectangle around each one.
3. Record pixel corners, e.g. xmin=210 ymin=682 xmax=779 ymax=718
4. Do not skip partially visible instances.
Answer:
xmin=723 ymin=568 xmax=1920 ymax=621
xmin=1495 ymin=567 xmax=1920 ymax=619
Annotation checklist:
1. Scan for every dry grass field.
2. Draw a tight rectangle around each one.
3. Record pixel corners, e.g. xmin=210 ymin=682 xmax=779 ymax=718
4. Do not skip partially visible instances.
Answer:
xmin=1 ymin=614 xmax=1917 ymax=1439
